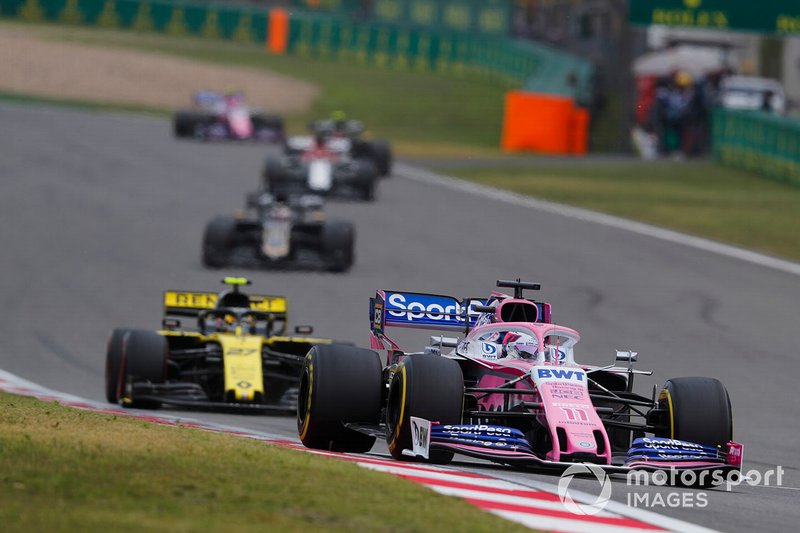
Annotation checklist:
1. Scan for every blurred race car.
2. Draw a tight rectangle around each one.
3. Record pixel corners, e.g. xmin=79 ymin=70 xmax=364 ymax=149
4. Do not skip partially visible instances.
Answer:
xmin=300 ymin=115 xmax=392 ymax=177
xmin=173 ymin=90 xmax=284 ymax=141
xmin=264 ymin=131 xmax=379 ymax=201
xmin=297 ymin=279 xmax=742 ymax=484
xmin=202 ymin=192 xmax=355 ymax=272
xmin=105 ymin=277 xmax=336 ymax=413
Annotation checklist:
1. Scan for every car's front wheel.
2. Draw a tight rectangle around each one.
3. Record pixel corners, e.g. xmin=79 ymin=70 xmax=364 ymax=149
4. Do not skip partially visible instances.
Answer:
xmin=297 ymin=344 xmax=382 ymax=452
xmin=119 ymin=330 xmax=168 ymax=409
xmin=656 ymin=377 xmax=733 ymax=448
xmin=386 ymin=354 xmax=464 ymax=464
xmin=202 ymin=216 xmax=237 ymax=268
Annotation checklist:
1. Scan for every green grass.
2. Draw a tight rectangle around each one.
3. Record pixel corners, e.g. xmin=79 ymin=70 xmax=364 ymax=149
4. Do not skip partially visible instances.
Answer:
xmin=0 ymin=392 xmax=532 ymax=533
xmin=5 ymin=21 xmax=516 ymax=153
xmin=0 ymin=89 xmax=168 ymax=116
xmin=445 ymin=160 xmax=800 ymax=262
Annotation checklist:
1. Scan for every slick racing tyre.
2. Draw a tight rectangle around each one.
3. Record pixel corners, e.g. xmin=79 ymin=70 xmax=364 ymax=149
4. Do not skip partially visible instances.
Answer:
xmin=251 ymin=113 xmax=284 ymax=140
xmin=105 ymin=328 xmax=129 ymax=403
xmin=173 ymin=111 xmax=203 ymax=138
xmin=368 ymin=140 xmax=392 ymax=177
xmin=202 ymin=216 xmax=237 ymax=268
xmin=263 ymin=157 xmax=292 ymax=195
xmin=322 ymin=220 xmax=355 ymax=272
xmin=355 ymin=159 xmax=378 ymax=201
xmin=119 ymin=330 xmax=168 ymax=409
xmin=297 ymin=344 xmax=382 ymax=452
xmin=386 ymin=354 xmax=464 ymax=464
xmin=657 ymin=377 xmax=733 ymax=448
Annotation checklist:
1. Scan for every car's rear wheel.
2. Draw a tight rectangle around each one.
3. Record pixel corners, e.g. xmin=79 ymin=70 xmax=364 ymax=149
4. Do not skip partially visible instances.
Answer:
xmin=120 ymin=330 xmax=169 ymax=409
xmin=251 ymin=113 xmax=284 ymax=140
xmin=368 ymin=139 xmax=392 ymax=177
xmin=297 ymin=344 xmax=382 ymax=452
xmin=173 ymin=111 xmax=205 ymax=138
xmin=386 ymin=354 xmax=464 ymax=464
xmin=656 ymin=377 xmax=733 ymax=448
xmin=202 ymin=216 xmax=237 ymax=268
xmin=322 ymin=220 xmax=355 ymax=272
xmin=105 ymin=328 xmax=129 ymax=403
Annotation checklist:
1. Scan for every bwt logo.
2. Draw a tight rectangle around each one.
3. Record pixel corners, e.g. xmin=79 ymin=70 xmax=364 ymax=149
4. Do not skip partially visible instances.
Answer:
xmin=412 ymin=422 xmax=429 ymax=446
xmin=385 ymin=293 xmax=484 ymax=322
xmin=537 ymin=369 xmax=585 ymax=381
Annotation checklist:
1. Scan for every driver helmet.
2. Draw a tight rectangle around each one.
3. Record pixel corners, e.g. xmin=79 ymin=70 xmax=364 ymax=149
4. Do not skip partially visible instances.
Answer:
xmin=330 ymin=110 xmax=347 ymax=130
xmin=215 ymin=313 xmax=237 ymax=333
xmin=502 ymin=332 xmax=539 ymax=360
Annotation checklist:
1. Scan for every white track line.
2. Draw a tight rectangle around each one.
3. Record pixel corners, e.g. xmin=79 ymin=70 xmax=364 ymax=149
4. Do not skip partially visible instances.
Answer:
xmin=492 ymin=510 xmax=664 ymax=533
xmin=396 ymin=162 xmax=800 ymax=278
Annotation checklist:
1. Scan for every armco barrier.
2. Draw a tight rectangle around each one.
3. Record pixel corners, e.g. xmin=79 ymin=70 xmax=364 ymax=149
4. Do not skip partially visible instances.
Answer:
xmin=293 ymin=0 xmax=513 ymax=37
xmin=713 ymin=109 xmax=800 ymax=187
xmin=0 ymin=0 xmax=269 ymax=42
xmin=287 ymin=13 xmax=515 ymax=83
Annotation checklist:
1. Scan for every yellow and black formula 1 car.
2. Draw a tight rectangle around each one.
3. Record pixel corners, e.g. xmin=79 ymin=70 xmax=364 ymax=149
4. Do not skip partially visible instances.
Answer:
xmin=104 ymin=277 xmax=336 ymax=413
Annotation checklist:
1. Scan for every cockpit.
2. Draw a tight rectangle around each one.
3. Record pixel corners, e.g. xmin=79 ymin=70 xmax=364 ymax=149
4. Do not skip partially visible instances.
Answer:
xmin=198 ymin=309 xmax=284 ymax=337
xmin=458 ymin=324 xmax=579 ymax=364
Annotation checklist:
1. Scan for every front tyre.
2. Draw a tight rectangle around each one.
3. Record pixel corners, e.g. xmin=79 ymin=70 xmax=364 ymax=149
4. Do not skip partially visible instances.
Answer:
xmin=386 ymin=354 xmax=464 ymax=464
xmin=297 ymin=344 xmax=382 ymax=452
xmin=105 ymin=328 xmax=129 ymax=403
xmin=657 ymin=377 xmax=733 ymax=448
xmin=202 ymin=216 xmax=237 ymax=268
xmin=120 ymin=330 xmax=168 ymax=409
xmin=322 ymin=220 xmax=355 ymax=272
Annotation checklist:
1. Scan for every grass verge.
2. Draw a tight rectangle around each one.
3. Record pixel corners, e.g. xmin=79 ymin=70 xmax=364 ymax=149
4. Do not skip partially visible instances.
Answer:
xmin=444 ymin=160 xmax=800 ymax=262
xmin=0 ymin=392 xmax=531 ymax=533
xmin=3 ymin=21 xmax=516 ymax=155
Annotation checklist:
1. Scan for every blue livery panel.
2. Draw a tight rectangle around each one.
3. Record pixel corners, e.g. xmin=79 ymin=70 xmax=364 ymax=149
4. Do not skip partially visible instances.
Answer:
xmin=381 ymin=291 xmax=486 ymax=330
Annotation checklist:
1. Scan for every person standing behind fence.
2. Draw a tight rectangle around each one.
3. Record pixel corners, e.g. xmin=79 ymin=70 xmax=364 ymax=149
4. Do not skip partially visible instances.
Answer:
xmin=662 ymin=71 xmax=695 ymax=158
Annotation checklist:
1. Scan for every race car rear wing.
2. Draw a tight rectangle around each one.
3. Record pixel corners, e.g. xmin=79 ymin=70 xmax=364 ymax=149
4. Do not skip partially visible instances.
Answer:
xmin=369 ymin=290 xmax=492 ymax=335
xmin=163 ymin=291 xmax=288 ymax=318
xmin=369 ymin=289 xmax=550 ymax=335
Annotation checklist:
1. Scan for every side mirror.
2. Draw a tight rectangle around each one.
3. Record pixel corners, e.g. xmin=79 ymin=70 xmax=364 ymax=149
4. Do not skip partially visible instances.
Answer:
xmin=295 ymin=325 xmax=313 ymax=335
xmin=615 ymin=350 xmax=638 ymax=363
xmin=162 ymin=318 xmax=181 ymax=330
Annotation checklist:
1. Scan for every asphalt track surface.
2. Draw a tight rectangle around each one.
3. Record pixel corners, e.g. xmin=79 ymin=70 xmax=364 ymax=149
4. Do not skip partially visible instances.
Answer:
xmin=1 ymin=102 xmax=799 ymax=532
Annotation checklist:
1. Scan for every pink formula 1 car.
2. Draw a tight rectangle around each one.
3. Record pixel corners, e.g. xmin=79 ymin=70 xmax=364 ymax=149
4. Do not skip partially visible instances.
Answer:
xmin=173 ymin=91 xmax=283 ymax=142
xmin=297 ymin=279 xmax=742 ymax=485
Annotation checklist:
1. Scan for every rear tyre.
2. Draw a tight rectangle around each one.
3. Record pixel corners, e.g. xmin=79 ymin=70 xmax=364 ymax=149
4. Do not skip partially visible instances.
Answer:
xmin=202 ymin=216 xmax=237 ymax=268
xmin=251 ymin=113 xmax=284 ymax=141
xmin=322 ymin=220 xmax=355 ymax=272
xmin=368 ymin=140 xmax=392 ymax=177
xmin=120 ymin=330 xmax=168 ymax=409
xmin=386 ymin=354 xmax=464 ymax=464
xmin=657 ymin=377 xmax=733 ymax=448
xmin=297 ymin=344 xmax=383 ymax=452
xmin=173 ymin=111 xmax=203 ymax=138
xmin=105 ymin=328 xmax=129 ymax=403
